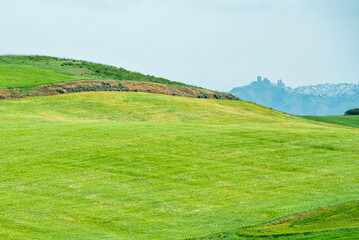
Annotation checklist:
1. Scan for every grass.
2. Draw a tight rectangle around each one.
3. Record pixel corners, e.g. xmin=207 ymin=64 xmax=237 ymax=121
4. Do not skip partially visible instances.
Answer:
xmin=0 ymin=63 xmax=82 ymax=88
xmin=301 ymin=115 xmax=359 ymax=128
xmin=0 ymin=55 xmax=191 ymax=88
xmin=238 ymin=201 xmax=359 ymax=239
xmin=0 ymin=92 xmax=358 ymax=239
xmin=200 ymin=201 xmax=359 ymax=239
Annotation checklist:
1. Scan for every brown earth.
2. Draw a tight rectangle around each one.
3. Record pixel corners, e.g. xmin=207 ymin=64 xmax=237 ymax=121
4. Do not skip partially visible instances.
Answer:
xmin=0 ymin=80 xmax=239 ymax=101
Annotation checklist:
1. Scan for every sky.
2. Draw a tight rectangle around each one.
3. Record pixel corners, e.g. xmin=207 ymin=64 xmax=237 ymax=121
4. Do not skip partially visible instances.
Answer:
xmin=0 ymin=0 xmax=358 ymax=91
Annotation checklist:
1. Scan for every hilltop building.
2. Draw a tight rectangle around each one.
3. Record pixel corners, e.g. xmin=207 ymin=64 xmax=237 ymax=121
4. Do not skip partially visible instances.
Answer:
xmin=277 ymin=79 xmax=285 ymax=88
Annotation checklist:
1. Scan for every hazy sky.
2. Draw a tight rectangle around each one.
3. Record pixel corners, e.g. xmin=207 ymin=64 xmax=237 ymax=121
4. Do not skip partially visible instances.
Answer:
xmin=1 ymin=0 xmax=358 ymax=91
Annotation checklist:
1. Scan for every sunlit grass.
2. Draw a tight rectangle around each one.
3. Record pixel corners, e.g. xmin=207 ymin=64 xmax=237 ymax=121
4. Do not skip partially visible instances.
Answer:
xmin=0 ymin=92 xmax=358 ymax=239
xmin=301 ymin=115 xmax=359 ymax=128
xmin=0 ymin=63 xmax=81 ymax=88
xmin=0 ymin=55 xmax=190 ymax=88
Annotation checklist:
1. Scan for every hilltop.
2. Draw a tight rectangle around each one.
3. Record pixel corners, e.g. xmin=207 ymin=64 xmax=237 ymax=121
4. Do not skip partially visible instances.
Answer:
xmin=0 ymin=55 xmax=186 ymax=88
xmin=0 ymin=55 xmax=238 ymax=100
xmin=230 ymin=77 xmax=359 ymax=115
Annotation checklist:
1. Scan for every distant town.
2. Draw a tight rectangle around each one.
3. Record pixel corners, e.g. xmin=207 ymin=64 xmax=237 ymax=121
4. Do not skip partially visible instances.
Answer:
xmin=230 ymin=77 xmax=359 ymax=115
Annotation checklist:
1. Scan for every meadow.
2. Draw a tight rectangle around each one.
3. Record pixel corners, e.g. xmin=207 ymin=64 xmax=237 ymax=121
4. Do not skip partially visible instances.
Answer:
xmin=0 ymin=55 xmax=189 ymax=88
xmin=0 ymin=92 xmax=358 ymax=239
xmin=301 ymin=115 xmax=359 ymax=128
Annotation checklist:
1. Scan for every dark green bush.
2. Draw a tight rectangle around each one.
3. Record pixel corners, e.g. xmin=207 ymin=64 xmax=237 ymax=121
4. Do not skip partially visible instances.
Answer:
xmin=345 ymin=108 xmax=359 ymax=115
xmin=213 ymin=94 xmax=222 ymax=99
xmin=117 ymin=83 xmax=129 ymax=92
xmin=56 ymin=88 xmax=65 ymax=94
xmin=225 ymin=94 xmax=240 ymax=100
xmin=197 ymin=93 xmax=210 ymax=99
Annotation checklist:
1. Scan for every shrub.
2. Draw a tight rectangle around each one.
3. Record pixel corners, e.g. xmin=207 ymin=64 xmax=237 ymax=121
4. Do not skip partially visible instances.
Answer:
xmin=56 ymin=88 xmax=65 ymax=94
xmin=345 ymin=108 xmax=359 ymax=115
xmin=197 ymin=93 xmax=210 ymax=99
xmin=225 ymin=94 xmax=240 ymax=100
xmin=213 ymin=94 xmax=222 ymax=99
xmin=0 ymin=95 xmax=6 ymax=100
xmin=117 ymin=83 xmax=129 ymax=92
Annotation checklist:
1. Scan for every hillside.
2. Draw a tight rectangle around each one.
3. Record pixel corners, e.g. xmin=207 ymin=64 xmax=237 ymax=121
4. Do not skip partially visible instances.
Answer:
xmin=0 ymin=55 xmax=188 ymax=88
xmin=0 ymin=55 xmax=237 ymax=100
xmin=198 ymin=201 xmax=359 ymax=239
xmin=0 ymin=91 xmax=358 ymax=239
xmin=301 ymin=115 xmax=359 ymax=129
xmin=230 ymin=78 xmax=359 ymax=115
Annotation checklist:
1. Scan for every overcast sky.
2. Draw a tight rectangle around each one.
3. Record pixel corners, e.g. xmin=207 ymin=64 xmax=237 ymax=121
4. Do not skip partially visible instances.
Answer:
xmin=1 ymin=0 xmax=358 ymax=91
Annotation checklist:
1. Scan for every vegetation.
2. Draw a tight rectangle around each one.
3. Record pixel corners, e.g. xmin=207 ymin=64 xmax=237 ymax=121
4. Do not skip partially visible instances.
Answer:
xmin=345 ymin=108 xmax=359 ymax=115
xmin=0 ymin=55 xmax=191 ymax=88
xmin=301 ymin=115 xmax=359 ymax=128
xmin=0 ymin=92 xmax=358 ymax=239
xmin=198 ymin=201 xmax=359 ymax=239
xmin=0 ymin=62 xmax=80 ymax=88
xmin=0 ymin=55 xmax=235 ymax=101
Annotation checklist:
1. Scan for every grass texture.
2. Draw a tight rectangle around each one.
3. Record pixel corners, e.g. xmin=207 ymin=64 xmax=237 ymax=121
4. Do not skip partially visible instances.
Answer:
xmin=301 ymin=115 xmax=359 ymax=129
xmin=0 ymin=55 xmax=190 ymax=88
xmin=200 ymin=201 xmax=358 ymax=239
xmin=0 ymin=92 xmax=358 ymax=239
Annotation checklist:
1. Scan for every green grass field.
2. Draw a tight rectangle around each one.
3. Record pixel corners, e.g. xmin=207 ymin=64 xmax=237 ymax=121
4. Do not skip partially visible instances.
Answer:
xmin=0 ymin=55 xmax=190 ymax=88
xmin=1 ymin=92 xmax=358 ymax=239
xmin=0 ymin=63 xmax=82 ymax=88
xmin=301 ymin=115 xmax=359 ymax=128
xmin=200 ymin=201 xmax=359 ymax=239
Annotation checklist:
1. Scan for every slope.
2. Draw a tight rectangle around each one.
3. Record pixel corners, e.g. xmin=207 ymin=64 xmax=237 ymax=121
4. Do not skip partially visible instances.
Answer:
xmin=0 ymin=55 xmax=187 ymax=88
xmin=198 ymin=201 xmax=359 ymax=239
xmin=301 ymin=115 xmax=359 ymax=128
xmin=0 ymin=55 xmax=237 ymax=100
xmin=0 ymin=62 xmax=81 ymax=88
xmin=0 ymin=92 xmax=358 ymax=239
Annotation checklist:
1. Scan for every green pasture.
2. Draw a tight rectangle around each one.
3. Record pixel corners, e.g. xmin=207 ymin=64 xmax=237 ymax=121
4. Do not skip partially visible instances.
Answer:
xmin=201 ymin=201 xmax=359 ymax=239
xmin=0 ymin=92 xmax=358 ymax=239
xmin=0 ymin=55 xmax=189 ymax=88
xmin=301 ymin=115 xmax=359 ymax=128
xmin=0 ymin=63 xmax=82 ymax=88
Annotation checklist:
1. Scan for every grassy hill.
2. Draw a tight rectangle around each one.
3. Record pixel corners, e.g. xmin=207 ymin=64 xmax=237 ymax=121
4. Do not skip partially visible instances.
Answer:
xmin=0 ymin=55 xmax=237 ymax=101
xmin=0 ymin=91 xmax=358 ymax=239
xmin=0 ymin=55 xmax=188 ymax=88
xmin=301 ymin=115 xmax=359 ymax=128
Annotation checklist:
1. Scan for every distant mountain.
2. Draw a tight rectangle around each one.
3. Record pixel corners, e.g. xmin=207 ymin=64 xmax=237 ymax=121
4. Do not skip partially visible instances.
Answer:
xmin=230 ymin=77 xmax=359 ymax=115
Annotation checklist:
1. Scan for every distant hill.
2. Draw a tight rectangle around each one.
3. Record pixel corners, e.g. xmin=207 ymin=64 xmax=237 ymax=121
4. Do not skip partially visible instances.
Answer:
xmin=0 ymin=55 xmax=238 ymax=100
xmin=230 ymin=77 xmax=359 ymax=115
xmin=0 ymin=55 xmax=188 ymax=88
